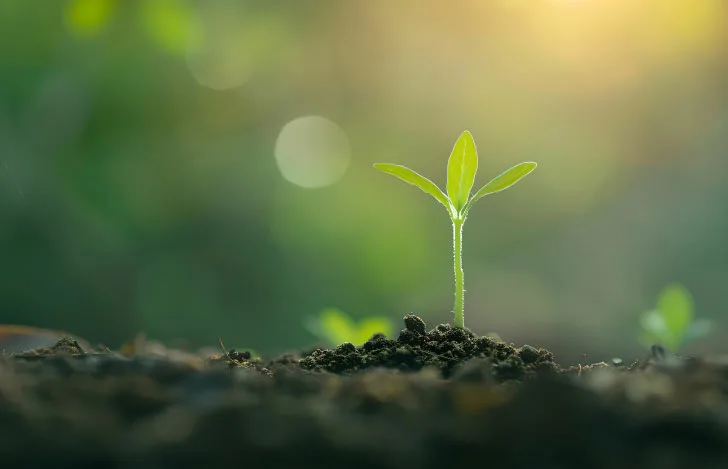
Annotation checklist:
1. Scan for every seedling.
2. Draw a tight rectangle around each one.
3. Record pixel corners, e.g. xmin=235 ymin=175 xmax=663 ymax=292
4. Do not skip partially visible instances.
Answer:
xmin=374 ymin=131 xmax=537 ymax=329
xmin=640 ymin=283 xmax=711 ymax=352
xmin=307 ymin=308 xmax=395 ymax=346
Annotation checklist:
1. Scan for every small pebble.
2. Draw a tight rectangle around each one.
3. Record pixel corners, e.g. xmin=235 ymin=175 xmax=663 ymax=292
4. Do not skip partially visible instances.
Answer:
xmin=336 ymin=342 xmax=356 ymax=354
xmin=518 ymin=345 xmax=541 ymax=364
xmin=403 ymin=315 xmax=426 ymax=335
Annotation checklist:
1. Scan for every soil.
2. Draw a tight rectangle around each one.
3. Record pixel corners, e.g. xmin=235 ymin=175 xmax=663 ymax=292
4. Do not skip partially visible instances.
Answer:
xmin=1 ymin=314 xmax=727 ymax=469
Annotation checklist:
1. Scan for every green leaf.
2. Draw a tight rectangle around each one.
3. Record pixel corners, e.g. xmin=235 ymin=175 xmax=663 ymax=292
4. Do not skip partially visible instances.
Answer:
xmin=446 ymin=131 xmax=478 ymax=212
xmin=314 ymin=309 xmax=395 ymax=346
xmin=465 ymin=162 xmax=537 ymax=213
xmin=640 ymin=284 xmax=696 ymax=351
xmin=318 ymin=308 xmax=356 ymax=346
xmin=356 ymin=317 xmax=395 ymax=344
xmin=657 ymin=283 xmax=694 ymax=338
xmin=373 ymin=163 xmax=452 ymax=214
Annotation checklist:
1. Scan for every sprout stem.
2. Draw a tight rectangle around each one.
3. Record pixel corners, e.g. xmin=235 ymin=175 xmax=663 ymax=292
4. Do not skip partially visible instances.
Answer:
xmin=453 ymin=217 xmax=465 ymax=328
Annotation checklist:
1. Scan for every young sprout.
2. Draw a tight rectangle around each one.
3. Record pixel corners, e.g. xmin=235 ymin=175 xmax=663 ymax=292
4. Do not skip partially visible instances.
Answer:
xmin=640 ymin=283 xmax=711 ymax=352
xmin=374 ymin=131 xmax=536 ymax=329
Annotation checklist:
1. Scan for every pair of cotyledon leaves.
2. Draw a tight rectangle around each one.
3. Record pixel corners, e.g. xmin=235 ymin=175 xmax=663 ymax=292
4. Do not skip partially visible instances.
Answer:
xmin=373 ymin=131 xmax=537 ymax=219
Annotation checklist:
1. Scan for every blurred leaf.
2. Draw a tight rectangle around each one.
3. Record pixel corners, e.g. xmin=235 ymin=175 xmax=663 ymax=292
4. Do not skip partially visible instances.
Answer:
xmin=640 ymin=309 xmax=669 ymax=336
xmin=313 ymin=308 xmax=394 ymax=347
xmin=139 ymin=0 xmax=201 ymax=55
xmin=466 ymin=162 xmax=537 ymax=212
xmin=684 ymin=318 xmax=712 ymax=342
xmin=639 ymin=309 xmax=674 ymax=349
xmin=374 ymin=163 xmax=452 ymax=214
xmin=318 ymin=308 xmax=356 ymax=346
xmin=446 ymin=130 xmax=478 ymax=212
xmin=657 ymin=283 xmax=694 ymax=338
xmin=64 ymin=0 xmax=117 ymax=37
xmin=356 ymin=317 xmax=395 ymax=344
xmin=639 ymin=283 xmax=707 ymax=352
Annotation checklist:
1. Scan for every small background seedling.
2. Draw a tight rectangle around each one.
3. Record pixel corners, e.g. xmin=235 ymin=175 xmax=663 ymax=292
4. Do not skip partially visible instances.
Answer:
xmin=639 ymin=283 xmax=711 ymax=352
xmin=374 ymin=130 xmax=536 ymax=329
xmin=306 ymin=308 xmax=395 ymax=347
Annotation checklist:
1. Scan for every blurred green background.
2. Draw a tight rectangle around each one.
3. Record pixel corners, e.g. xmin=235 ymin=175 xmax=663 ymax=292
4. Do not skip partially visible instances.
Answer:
xmin=1 ymin=0 xmax=726 ymax=364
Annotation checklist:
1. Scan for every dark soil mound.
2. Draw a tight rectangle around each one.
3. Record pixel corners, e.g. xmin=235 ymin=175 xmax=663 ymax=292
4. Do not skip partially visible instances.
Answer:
xmin=298 ymin=314 xmax=557 ymax=380
xmin=1 ymin=315 xmax=727 ymax=469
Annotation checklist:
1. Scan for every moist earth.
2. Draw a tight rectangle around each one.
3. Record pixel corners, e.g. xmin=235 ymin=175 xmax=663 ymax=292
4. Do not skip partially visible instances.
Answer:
xmin=0 ymin=315 xmax=726 ymax=469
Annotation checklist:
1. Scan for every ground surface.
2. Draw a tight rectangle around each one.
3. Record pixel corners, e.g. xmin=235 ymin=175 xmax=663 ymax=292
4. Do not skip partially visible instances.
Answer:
xmin=1 ymin=315 xmax=727 ymax=469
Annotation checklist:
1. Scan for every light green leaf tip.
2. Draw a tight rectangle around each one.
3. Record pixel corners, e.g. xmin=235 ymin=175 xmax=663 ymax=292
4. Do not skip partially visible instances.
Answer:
xmin=465 ymin=161 xmax=537 ymax=212
xmin=373 ymin=163 xmax=452 ymax=214
xmin=446 ymin=130 xmax=478 ymax=212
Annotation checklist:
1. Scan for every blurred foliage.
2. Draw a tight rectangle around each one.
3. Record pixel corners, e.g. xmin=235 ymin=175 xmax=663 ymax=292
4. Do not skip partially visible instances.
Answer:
xmin=307 ymin=308 xmax=395 ymax=347
xmin=64 ymin=0 xmax=116 ymax=36
xmin=640 ymin=283 xmax=711 ymax=352
xmin=0 ymin=0 xmax=727 ymax=361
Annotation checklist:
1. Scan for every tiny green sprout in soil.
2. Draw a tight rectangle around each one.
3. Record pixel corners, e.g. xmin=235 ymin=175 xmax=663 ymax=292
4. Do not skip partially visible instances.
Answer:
xmin=639 ymin=282 xmax=711 ymax=352
xmin=374 ymin=130 xmax=536 ymax=330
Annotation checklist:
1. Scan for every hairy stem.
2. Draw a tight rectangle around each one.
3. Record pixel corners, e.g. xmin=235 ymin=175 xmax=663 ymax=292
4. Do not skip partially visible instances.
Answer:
xmin=453 ymin=218 xmax=465 ymax=328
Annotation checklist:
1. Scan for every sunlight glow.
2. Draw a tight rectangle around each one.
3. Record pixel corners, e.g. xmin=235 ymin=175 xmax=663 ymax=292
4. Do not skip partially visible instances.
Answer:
xmin=274 ymin=116 xmax=351 ymax=189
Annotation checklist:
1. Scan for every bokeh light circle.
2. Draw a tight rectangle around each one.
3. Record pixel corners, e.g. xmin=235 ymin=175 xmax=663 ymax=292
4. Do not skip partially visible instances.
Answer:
xmin=274 ymin=116 xmax=351 ymax=189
